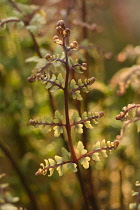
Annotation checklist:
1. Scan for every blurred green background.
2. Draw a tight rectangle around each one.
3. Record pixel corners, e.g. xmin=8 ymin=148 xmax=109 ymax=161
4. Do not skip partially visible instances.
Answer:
xmin=0 ymin=0 xmax=140 ymax=209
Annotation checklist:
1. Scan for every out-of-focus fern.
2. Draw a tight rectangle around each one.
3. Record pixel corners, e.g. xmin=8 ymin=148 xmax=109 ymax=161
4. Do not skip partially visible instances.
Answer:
xmin=0 ymin=174 xmax=24 ymax=210
xmin=0 ymin=2 xmax=46 ymax=35
xmin=117 ymin=45 xmax=140 ymax=63
xmin=111 ymin=65 xmax=140 ymax=96
xmin=116 ymin=104 xmax=140 ymax=140
xmin=129 ymin=181 xmax=140 ymax=210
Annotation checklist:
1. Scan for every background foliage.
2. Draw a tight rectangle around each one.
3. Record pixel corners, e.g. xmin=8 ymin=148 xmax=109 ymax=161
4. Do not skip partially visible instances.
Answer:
xmin=0 ymin=0 xmax=140 ymax=209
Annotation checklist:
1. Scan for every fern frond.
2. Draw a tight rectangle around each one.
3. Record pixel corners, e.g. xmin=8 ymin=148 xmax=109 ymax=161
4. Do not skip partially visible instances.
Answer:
xmin=116 ymin=104 xmax=140 ymax=140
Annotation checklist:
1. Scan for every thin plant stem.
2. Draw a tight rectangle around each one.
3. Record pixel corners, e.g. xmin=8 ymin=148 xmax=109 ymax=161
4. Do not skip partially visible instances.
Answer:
xmin=29 ymin=32 xmax=42 ymax=58
xmin=0 ymin=141 xmax=39 ymax=210
xmin=62 ymin=37 xmax=91 ymax=210
xmin=28 ymin=31 xmax=58 ymax=115
xmin=8 ymin=0 xmax=22 ymax=13
xmin=119 ymin=170 xmax=125 ymax=210
xmin=63 ymin=39 xmax=77 ymax=161
xmin=82 ymin=0 xmax=88 ymax=39
xmin=81 ymin=1 xmax=99 ymax=209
